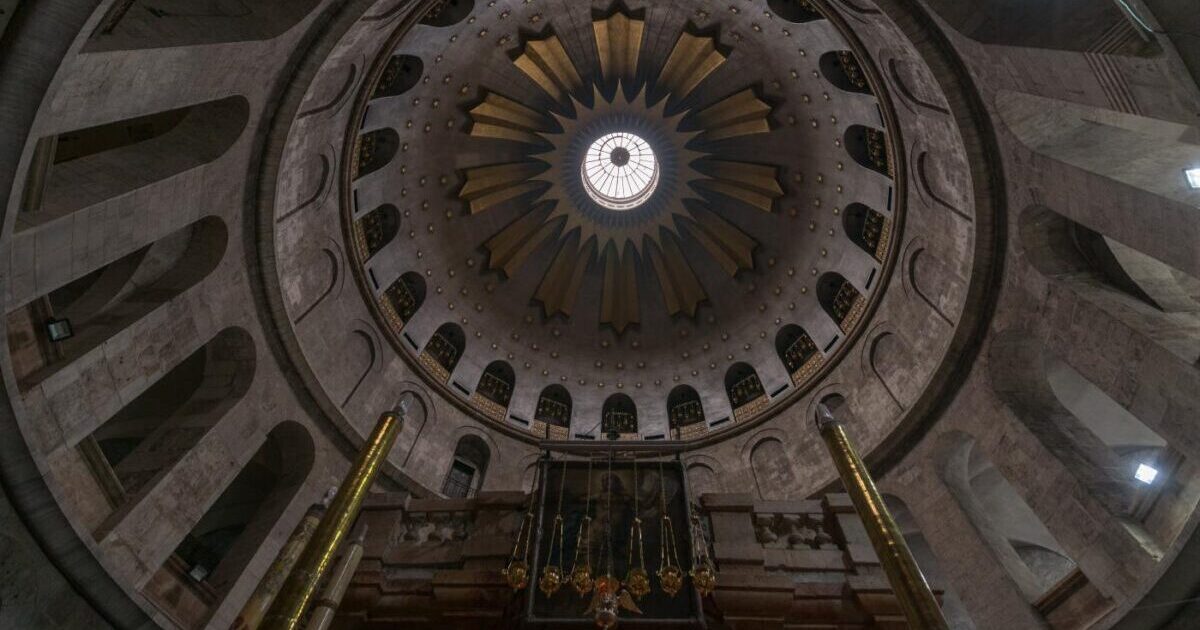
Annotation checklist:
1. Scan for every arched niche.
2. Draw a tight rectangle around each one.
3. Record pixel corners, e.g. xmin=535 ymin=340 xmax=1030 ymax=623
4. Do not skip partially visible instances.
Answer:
xmin=667 ymin=385 xmax=705 ymax=439
xmin=353 ymin=128 xmax=399 ymax=180
xmin=373 ymin=55 xmax=424 ymax=99
xmin=920 ymin=0 xmax=1160 ymax=56
xmin=358 ymin=204 xmax=399 ymax=258
xmin=473 ymin=360 xmax=515 ymax=421
xmin=442 ymin=435 xmax=490 ymax=497
xmin=819 ymin=50 xmax=872 ymax=94
xmin=1019 ymin=204 xmax=1200 ymax=363
xmin=535 ymin=385 xmax=572 ymax=439
xmin=601 ymin=393 xmax=638 ymax=439
xmin=384 ymin=272 xmax=426 ymax=325
xmin=420 ymin=0 xmax=473 ymax=27
xmin=725 ymin=362 xmax=766 ymax=421
xmin=843 ymin=203 xmax=890 ymax=262
xmin=843 ymin=124 xmax=892 ymax=178
xmin=6 ymin=216 xmax=228 ymax=391
xmin=775 ymin=324 xmax=821 ymax=385
xmin=421 ymin=323 xmax=465 ymax=381
xmin=766 ymin=0 xmax=824 ymax=23
xmin=883 ymin=495 xmax=978 ymax=629
xmin=750 ymin=437 xmax=798 ymax=500
xmin=144 ymin=421 xmax=313 ymax=625
xmin=85 ymin=0 xmax=324 ymax=51
xmin=19 ymin=97 xmax=248 ymax=231
xmin=817 ymin=272 xmax=865 ymax=334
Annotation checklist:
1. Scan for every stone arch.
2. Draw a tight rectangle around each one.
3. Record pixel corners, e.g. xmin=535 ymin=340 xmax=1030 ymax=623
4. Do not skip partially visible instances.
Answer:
xmin=667 ymin=385 xmax=704 ymax=438
xmin=472 ymin=360 xmax=515 ymax=421
xmin=775 ymin=323 xmax=820 ymax=385
xmin=85 ymin=0 xmax=325 ymax=52
xmin=372 ymin=55 xmax=424 ymax=99
xmin=384 ymin=271 xmax=426 ymax=325
xmin=19 ymin=97 xmax=248 ymax=231
xmin=843 ymin=124 xmax=891 ymax=178
xmin=843 ymin=202 xmax=890 ymax=262
xmin=817 ymin=272 xmax=865 ymax=334
xmin=601 ymin=393 xmax=638 ymax=438
xmin=7 ymin=216 xmax=228 ymax=392
xmin=422 ymin=322 xmax=466 ymax=379
xmin=353 ymin=128 xmax=399 ymax=180
xmin=724 ymin=362 xmax=766 ymax=421
xmin=358 ymin=204 xmax=400 ymax=258
xmin=535 ymin=384 xmax=572 ymax=430
xmin=442 ymin=434 xmax=491 ymax=498
xmin=749 ymin=436 xmax=799 ymax=500
xmin=143 ymin=420 xmax=314 ymax=626
xmin=819 ymin=50 xmax=872 ymax=94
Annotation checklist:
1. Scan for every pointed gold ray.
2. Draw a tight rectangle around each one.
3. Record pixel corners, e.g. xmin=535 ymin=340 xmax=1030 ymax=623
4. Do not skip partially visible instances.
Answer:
xmin=514 ymin=35 xmax=583 ymax=102
xmin=680 ymin=205 xmax=757 ymax=275
xmin=594 ymin=12 xmax=644 ymax=84
xmin=695 ymin=160 xmax=783 ymax=212
xmin=693 ymin=89 xmax=771 ymax=141
xmin=485 ymin=207 xmax=563 ymax=277
xmin=645 ymin=231 xmax=707 ymax=317
xmin=469 ymin=92 xmax=552 ymax=144
xmin=659 ymin=30 xmax=726 ymax=100
xmin=600 ymin=241 xmax=639 ymax=332
xmin=459 ymin=162 xmax=546 ymax=214
xmin=535 ymin=233 xmax=595 ymax=317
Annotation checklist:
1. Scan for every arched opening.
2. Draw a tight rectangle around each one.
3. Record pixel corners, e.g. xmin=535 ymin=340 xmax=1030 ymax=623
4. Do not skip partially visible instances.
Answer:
xmin=85 ymin=0 xmax=324 ymax=51
xmin=358 ymin=204 xmax=400 ymax=257
xmin=421 ymin=323 xmax=465 ymax=381
xmin=920 ymin=0 xmax=1159 ymax=56
xmin=817 ymin=272 xmax=865 ymax=333
xmin=667 ymin=385 xmax=705 ymax=439
xmin=420 ymin=0 xmax=473 ymax=27
xmin=373 ymin=55 xmax=424 ymax=99
xmin=819 ymin=50 xmax=872 ymax=94
xmin=766 ymin=0 xmax=824 ymax=23
xmin=843 ymin=124 xmax=891 ymax=178
xmin=353 ymin=128 xmax=399 ymax=179
xmin=775 ymin=324 xmax=821 ymax=385
xmin=473 ymin=360 xmax=515 ymax=421
xmin=144 ymin=421 xmax=313 ymax=626
xmin=6 ymin=216 xmax=228 ymax=391
xmin=601 ymin=393 xmax=638 ymax=439
xmin=442 ymin=435 xmax=490 ymax=498
xmin=384 ymin=272 xmax=426 ymax=325
xmin=19 ymin=97 xmax=248 ymax=231
xmin=750 ymin=437 xmax=798 ymax=500
xmin=843 ymin=203 xmax=890 ymax=262
xmin=725 ymin=362 xmax=766 ymax=421
xmin=535 ymin=385 xmax=572 ymax=439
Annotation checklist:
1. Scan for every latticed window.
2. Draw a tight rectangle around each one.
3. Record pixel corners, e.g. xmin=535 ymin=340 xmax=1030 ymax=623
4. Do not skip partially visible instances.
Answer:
xmin=477 ymin=370 xmax=513 ymax=407
xmin=442 ymin=460 xmax=476 ymax=498
xmin=783 ymin=332 xmax=818 ymax=373
xmin=387 ymin=276 xmax=421 ymax=321
xmin=865 ymin=128 xmax=890 ymax=176
xmin=836 ymin=51 xmax=868 ymax=91
xmin=831 ymin=280 xmax=862 ymax=323
xmin=373 ymin=55 xmax=421 ymax=98
xmin=426 ymin=332 xmax=459 ymax=371
xmin=536 ymin=395 xmax=570 ymax=426
xmin=602 ymin=410 xmax=638 ymax=435
xmin=729 ymin=373 xmax=765 ymax=409
xmin=861 ymin=208 xmax=885 ymax=251
xmin=361 ymin=207 xmax=397 ymax=256
xmin=668 ymin=399 xmax=704 ymax=428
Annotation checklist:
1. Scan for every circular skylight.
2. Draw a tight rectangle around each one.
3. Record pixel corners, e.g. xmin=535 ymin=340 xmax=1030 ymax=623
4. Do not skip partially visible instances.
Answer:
xmin=581 ymin=132 xmax=660 ymax=210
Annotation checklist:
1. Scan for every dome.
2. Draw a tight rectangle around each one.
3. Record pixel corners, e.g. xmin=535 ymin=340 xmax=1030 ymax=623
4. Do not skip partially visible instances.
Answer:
xmin=1 ymin=0 xmax=1199 ymax=628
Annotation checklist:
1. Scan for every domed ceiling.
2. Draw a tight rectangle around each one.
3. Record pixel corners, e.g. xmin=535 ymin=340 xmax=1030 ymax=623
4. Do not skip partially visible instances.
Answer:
xmin=269 ymin=0 xmax=979 ymax=447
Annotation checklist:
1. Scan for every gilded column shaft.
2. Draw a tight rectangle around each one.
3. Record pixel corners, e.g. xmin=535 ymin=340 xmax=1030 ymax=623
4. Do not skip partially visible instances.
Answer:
xmin=304 ymin=525 xmax=367 ymax=630
xmin=232 ymin=504 xmax=325 ymax=630
xmin=816 ymin=407 xmax=948 ymax=629
xmin=261 ymin=409 xmax=403 ymax=630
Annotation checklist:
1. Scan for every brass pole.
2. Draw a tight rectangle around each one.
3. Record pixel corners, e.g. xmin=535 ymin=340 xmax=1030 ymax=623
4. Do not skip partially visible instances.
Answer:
xmin=305 ymin=523 xmax=368 ymax=630
xmin=232 ymin=502 xmax=326 ymax=630
xmin=261 ymin=402 xmax=407 ymax=630
xmin=816 ymin=404 xmax=948 ymax=629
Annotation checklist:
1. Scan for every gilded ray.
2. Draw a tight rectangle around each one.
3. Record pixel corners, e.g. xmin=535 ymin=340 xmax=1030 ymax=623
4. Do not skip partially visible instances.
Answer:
xmin=535 ymin=234 xmax=595 ymax=317
xmin=469 ymin=93 xmax=552 ymax=145
xmin=646 ymin=231 xmax=707 ymax=317
xmin=514 ymin=35 xmax=583 ymax=102
xmin=594 ymin=12 xmax=644 ymax=83
xmin=681 ymin=206 xmax=757 ymax=275
xmin=485 ymin=208 xmax=563 ymax=277
xmin=693 ymin=89 xmax=771 ymax=141
xmin=659 ymin=30 xmax=726 ymax=101
xmin=600 ymin=242 xmax=639 ymax=332
xmin=695 ymin=160 xmax=783 ymax=212
xmin=459 ymin=162 xmax=546 ymax=213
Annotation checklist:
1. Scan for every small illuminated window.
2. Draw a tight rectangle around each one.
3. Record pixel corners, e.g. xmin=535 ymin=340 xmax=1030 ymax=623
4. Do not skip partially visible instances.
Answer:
xmin=581 ymin=132 xmax=660 ymax=210
xmin=1186 ymin=167 xmax=1200 ymax=189
xmin=1134 ymin=463 xmax=1159 ymax=485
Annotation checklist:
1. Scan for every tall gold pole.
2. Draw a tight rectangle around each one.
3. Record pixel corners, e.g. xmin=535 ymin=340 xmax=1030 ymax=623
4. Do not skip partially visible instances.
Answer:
xmin=816 ymin=404 xmax=948 ymax=629
xmin=231 ymin=502 xmax=326 ymax=630
xmin=260 ymin=403 xmax=406 ymax=630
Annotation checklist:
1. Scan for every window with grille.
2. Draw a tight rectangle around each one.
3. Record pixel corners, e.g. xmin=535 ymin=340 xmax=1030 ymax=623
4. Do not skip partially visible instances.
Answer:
xmin=442 ymin=459 xmax=477 ymax=498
